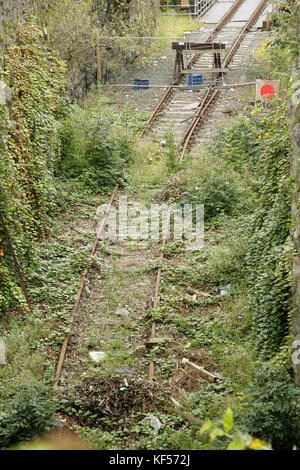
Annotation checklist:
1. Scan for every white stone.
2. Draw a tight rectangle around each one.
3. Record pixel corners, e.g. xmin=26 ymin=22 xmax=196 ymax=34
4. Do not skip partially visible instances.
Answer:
xmin=85 ymin=285 xmax=91 ymax=296
xmin=148 ymin=414 xmax=162 ymax=436
xmin=184 ymin=102 xmax=199 ymax=110
xmin=89 ymin=351 xmax=107 ymax=363
xmin=115 ymin=308 xmax=130 ymax=317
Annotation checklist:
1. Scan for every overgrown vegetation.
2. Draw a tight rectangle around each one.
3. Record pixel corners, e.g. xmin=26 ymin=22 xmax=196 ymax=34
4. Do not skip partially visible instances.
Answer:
xmin=243 ymin=363 xmax=300 ymax=450
xmin=0 ymin=381 xmax=57 ymax=449
xmin=0 ymin=22 xmax=68 ymax=316
xmin=58 ymin=98 xmax=137 ymax=191
xmin=209 ymin=107 xmax=293 ymax=357
xmin=1 ymin=0 xmax=300 ymax=452
xmin=43 ymin=0 xmax=160 ymax=97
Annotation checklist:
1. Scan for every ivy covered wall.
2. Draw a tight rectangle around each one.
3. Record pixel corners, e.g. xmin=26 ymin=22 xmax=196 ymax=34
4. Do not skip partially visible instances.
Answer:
xmin=0 ymin=21 xmax=68 ymax=314
xmin=290 ymin=6 xmax=300 ymax=385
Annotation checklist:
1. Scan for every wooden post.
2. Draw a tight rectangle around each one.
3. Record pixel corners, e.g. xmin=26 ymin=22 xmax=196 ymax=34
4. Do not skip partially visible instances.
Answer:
xmin=173 ymin=50 xmax=181 ymax=83
xmin=180 ymin=50 xmax=184 ymax=71
xmin=214 ymin=52 xmax=222 ymax=80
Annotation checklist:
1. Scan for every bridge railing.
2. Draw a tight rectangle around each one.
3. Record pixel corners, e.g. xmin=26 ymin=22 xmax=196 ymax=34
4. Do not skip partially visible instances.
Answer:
xmin=194 ymin=0 xmax=216 ymax=16
xmin=158 ymin=0 xmax=216 ymax=16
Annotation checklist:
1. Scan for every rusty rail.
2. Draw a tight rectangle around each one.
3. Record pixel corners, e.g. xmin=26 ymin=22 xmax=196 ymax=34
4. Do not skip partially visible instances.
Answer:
xmin=140 ymin=85 xmax=174 ymax=138
xmin=186 ymin=0 xmax=246 ymax=69
xmin=55 ymin=0 xmax=270 ymax=386
xmin=206 ymin=0 xmax=245 ymax=41
xmin=147 ymin=3 xmax=270 ymax=378
xmin=179 ymin=0 xmax=269 ymax=159
xmin=140 ymin=0 xmax=246 ymax=138
xmin=179 ymin=86 xmax=220 ymax=161
xmin=54 ymin=187 xmax=118 ymax=387
xmin=149 ymin=205 xmax=173 ymax=381
xmin=223 ymin=0 xmax=269 ymax=68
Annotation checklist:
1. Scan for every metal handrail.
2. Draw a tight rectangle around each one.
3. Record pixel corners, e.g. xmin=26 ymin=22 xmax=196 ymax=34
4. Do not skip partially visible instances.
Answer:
xmin=195 ymin=0 xmax=216 ymax=16
xmin=158 ymin=0 xmax=216 ymax=16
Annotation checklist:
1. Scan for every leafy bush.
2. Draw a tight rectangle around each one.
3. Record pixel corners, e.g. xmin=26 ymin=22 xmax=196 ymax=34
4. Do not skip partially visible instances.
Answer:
xmin=247 ymin=238 xmax=293 ymax=357
xmin=208 ymin=116 xmax=261 ymax=174
xmin=243 ymin=363 xmax=300 ymax=450
xmin=243 ymin=106 xmax=293 ymax=357
xmin=0 ymin=381 xmax=58 ymax=449
xmin=179 ymin=169 xmax=251 ymax=222
xmin=58 ymin=102 xmax=136 ymax=191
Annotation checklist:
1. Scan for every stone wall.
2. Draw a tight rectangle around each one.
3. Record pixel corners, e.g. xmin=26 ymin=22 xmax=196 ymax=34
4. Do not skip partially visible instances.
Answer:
xmin=289 ymin=7 xmax=300 ymax=386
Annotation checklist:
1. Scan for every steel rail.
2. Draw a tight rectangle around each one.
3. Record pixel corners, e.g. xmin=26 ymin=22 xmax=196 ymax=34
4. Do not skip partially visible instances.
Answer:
xmin=179 ymin=0 xmax=269 ymax=159
xmin=148 ymin=88 xmax=219 ymax=379
xmin=54 ymin=187 xmax=118 ymax=388
xmin=140 ymin=0 xmax=246 ymax=138
xmin=147 ymin=1 xmax=268 ymax=380
xmin=186 ymin=0 xmax=246 ymax=70
xmin=207 ymin=0 xmax=246 ymax=41
xmin=56 ymin=1 xmax=270 ymax=386
xmin=149 ymin=205 xmax=173 ymax=381
xmin=223 ymin=0 xmax=269 ymax=68
xmin=140 ymin=85 xmax=175 ymax=138
xmin=179 ymin=86 xmax=220 ymax=161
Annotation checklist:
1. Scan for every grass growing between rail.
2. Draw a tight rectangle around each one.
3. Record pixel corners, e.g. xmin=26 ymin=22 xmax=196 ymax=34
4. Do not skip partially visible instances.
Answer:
xmin=141 ymin=95 xmax=299 ymax=450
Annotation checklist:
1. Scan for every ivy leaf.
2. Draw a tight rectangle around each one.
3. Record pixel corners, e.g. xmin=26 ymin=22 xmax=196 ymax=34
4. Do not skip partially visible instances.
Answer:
xmin=209 ymin=428 xmax=225 ymax=442
xmin=223 ymin=407 xmax=234 ymax=432
xmin=227 ymin=440 xmax=247 ymax=450
xmin=200 ymin=421 xmax=213 ymax=434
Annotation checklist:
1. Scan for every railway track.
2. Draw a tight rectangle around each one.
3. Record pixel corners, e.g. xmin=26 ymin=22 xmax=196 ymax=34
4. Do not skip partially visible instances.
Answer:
xmin=54 ymin=0 xmax=271 ymax=388
xmin=139 ymin=0 xmax=245 ymax=139
xmin=141 ymin=0 xmax=269 ymax=159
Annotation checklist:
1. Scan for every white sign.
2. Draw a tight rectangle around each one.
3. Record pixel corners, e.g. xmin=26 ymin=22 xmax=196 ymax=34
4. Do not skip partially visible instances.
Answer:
xmin=0 ymin=80 xmax=10 ymax=105
xmin=0 ymin=341 xmax=6 ymax=365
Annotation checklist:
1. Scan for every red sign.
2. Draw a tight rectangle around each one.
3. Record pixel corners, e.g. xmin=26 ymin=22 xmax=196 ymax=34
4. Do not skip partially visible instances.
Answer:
xmin=256 ymin=80 xmax=280 ymax=103
xmin=260 ymin=84 xmax=275 ymax=99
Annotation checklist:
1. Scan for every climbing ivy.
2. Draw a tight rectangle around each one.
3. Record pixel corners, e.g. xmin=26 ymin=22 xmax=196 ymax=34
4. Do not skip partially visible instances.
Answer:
xmin=209 ymin=104 xmax=293 ymax=358
xmin=0 ymin=21 xmax=68 ymax=314
xmin=243 ymin=106 xmax=293 ymax=357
